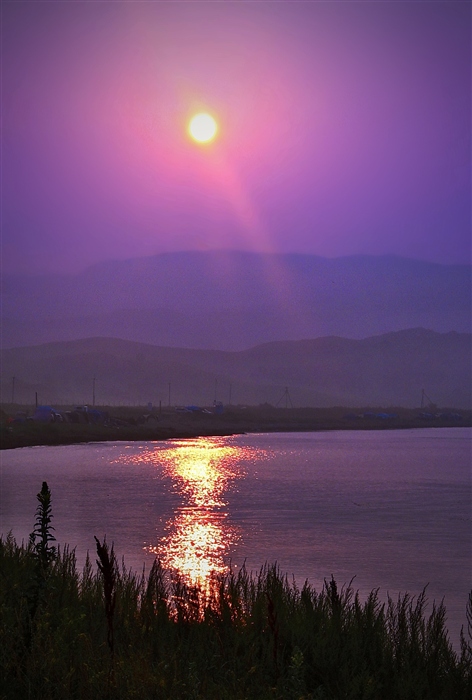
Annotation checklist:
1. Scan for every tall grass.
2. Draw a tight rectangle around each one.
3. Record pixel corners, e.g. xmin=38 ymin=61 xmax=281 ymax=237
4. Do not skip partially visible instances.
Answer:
xmin=1 ymin=487 xmax=471 ymax=699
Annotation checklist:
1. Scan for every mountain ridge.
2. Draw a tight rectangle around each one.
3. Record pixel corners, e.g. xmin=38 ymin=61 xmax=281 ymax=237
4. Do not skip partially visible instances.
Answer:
xmin=2 ymin=329 xmax=470 ymax=409
xmin=2 ymin=251 xmax=470 ymax=350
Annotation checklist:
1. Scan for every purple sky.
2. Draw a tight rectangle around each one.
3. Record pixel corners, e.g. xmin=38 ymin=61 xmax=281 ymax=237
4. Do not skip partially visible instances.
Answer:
xmin=2 ymin=1 xmax=470 ymax=274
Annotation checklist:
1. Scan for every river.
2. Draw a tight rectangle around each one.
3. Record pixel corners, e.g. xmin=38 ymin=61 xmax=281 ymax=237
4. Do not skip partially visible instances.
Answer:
xmin=1 ymin=428 xmax=470 ymax=647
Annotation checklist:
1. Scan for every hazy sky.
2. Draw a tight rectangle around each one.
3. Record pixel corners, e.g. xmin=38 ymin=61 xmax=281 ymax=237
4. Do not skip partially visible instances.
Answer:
xmin=2 ymin=0 xmax=470 ymax=274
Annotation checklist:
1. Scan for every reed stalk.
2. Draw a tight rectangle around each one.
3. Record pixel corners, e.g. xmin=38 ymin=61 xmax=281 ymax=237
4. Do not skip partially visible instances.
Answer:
xmin=1 ymin=485 xmax=471 ymax=699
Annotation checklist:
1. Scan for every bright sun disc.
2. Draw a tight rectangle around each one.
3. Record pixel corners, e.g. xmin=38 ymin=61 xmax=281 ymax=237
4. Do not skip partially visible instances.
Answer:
xmin=189 ymin=113 xmax=218 ymax=143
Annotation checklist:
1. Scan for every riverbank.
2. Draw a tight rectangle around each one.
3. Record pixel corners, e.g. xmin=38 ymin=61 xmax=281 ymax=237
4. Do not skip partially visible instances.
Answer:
xmin=2 ymin=524 xmax=471 ymax=699
xmin=1 ymin=404 xmax=470 ymax=449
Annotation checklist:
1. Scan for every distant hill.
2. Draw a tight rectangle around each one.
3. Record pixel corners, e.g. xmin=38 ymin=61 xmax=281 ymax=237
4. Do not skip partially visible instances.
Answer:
xmin=2 ymin=251 xmax=470 ymax=349
xmin=1 ymin=329 xmax=470 ymax=408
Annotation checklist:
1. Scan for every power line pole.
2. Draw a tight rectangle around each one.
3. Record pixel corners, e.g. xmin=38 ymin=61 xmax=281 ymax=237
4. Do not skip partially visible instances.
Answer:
xmin=421 ymin=388 xmax=435 ymax=410
xmin=277 ymin=386 xmax=293 ymax=409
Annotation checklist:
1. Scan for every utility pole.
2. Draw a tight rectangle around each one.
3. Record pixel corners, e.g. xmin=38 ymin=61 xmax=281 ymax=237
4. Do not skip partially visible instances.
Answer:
xmin=11 ymin=377 xmax=15 ymax=404
xmin=92 ymin=377 xmax=96 ymax=407
xmin=214 ymin=379 xmax=218 ymax=403
xmin=277 ymin=387 xmax=293 ymax=409
xmin=421 ymin=388 xmax=435 ymax=410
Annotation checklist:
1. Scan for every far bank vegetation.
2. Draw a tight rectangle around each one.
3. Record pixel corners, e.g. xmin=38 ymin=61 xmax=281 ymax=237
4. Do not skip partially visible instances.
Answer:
xmin=1 ymin=403 xmax=470 ymax=450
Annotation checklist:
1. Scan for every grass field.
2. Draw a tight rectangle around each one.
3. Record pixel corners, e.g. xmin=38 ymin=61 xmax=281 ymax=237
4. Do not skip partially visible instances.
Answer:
xmin=1 ymin=483 xmax=471 ymax=699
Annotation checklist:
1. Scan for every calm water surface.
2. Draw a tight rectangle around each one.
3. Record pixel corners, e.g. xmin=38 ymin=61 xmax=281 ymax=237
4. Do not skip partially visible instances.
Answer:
xmin=1 ymin=428 xmax=470 ymax=645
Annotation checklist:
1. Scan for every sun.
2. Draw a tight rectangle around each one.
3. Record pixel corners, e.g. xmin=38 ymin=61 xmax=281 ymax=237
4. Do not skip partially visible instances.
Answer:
xmin=188 ymin=113 xmax=218 ymax=143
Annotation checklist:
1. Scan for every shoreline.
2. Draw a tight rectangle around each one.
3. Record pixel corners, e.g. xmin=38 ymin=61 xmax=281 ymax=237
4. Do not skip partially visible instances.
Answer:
xmin=1 ymin=405 xmax=470 ymax=450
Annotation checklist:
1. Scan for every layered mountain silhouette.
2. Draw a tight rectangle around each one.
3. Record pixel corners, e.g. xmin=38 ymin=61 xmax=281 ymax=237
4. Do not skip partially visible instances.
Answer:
xmin=2 ymin=329 xmax=470 ymax=408
xmin=2 ymin=251 xmax=470 ymax=350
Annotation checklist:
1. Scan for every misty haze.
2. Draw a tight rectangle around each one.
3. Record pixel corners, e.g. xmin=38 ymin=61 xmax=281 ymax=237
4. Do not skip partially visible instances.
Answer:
xmin=1 ymin=1 xmax=471 ymax=697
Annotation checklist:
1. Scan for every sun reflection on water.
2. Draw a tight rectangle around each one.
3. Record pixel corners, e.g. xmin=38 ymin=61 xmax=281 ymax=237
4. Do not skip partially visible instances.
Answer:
xmin=158 ymin=509 xmax=238 ymax=586
xmin=123 ymin=437 xmax=256 ymax=589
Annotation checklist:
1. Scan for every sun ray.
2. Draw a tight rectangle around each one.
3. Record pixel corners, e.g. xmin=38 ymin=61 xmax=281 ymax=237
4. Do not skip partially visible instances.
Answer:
xmin=195 ymin=146 xmax=305 ymax=314
xmin=185 ymin=112 xmax=310 ymax=328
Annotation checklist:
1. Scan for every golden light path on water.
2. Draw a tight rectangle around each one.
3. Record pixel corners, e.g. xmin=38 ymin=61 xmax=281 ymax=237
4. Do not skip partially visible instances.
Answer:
xmin=121 ymin=437 xmax=263 ymax=589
